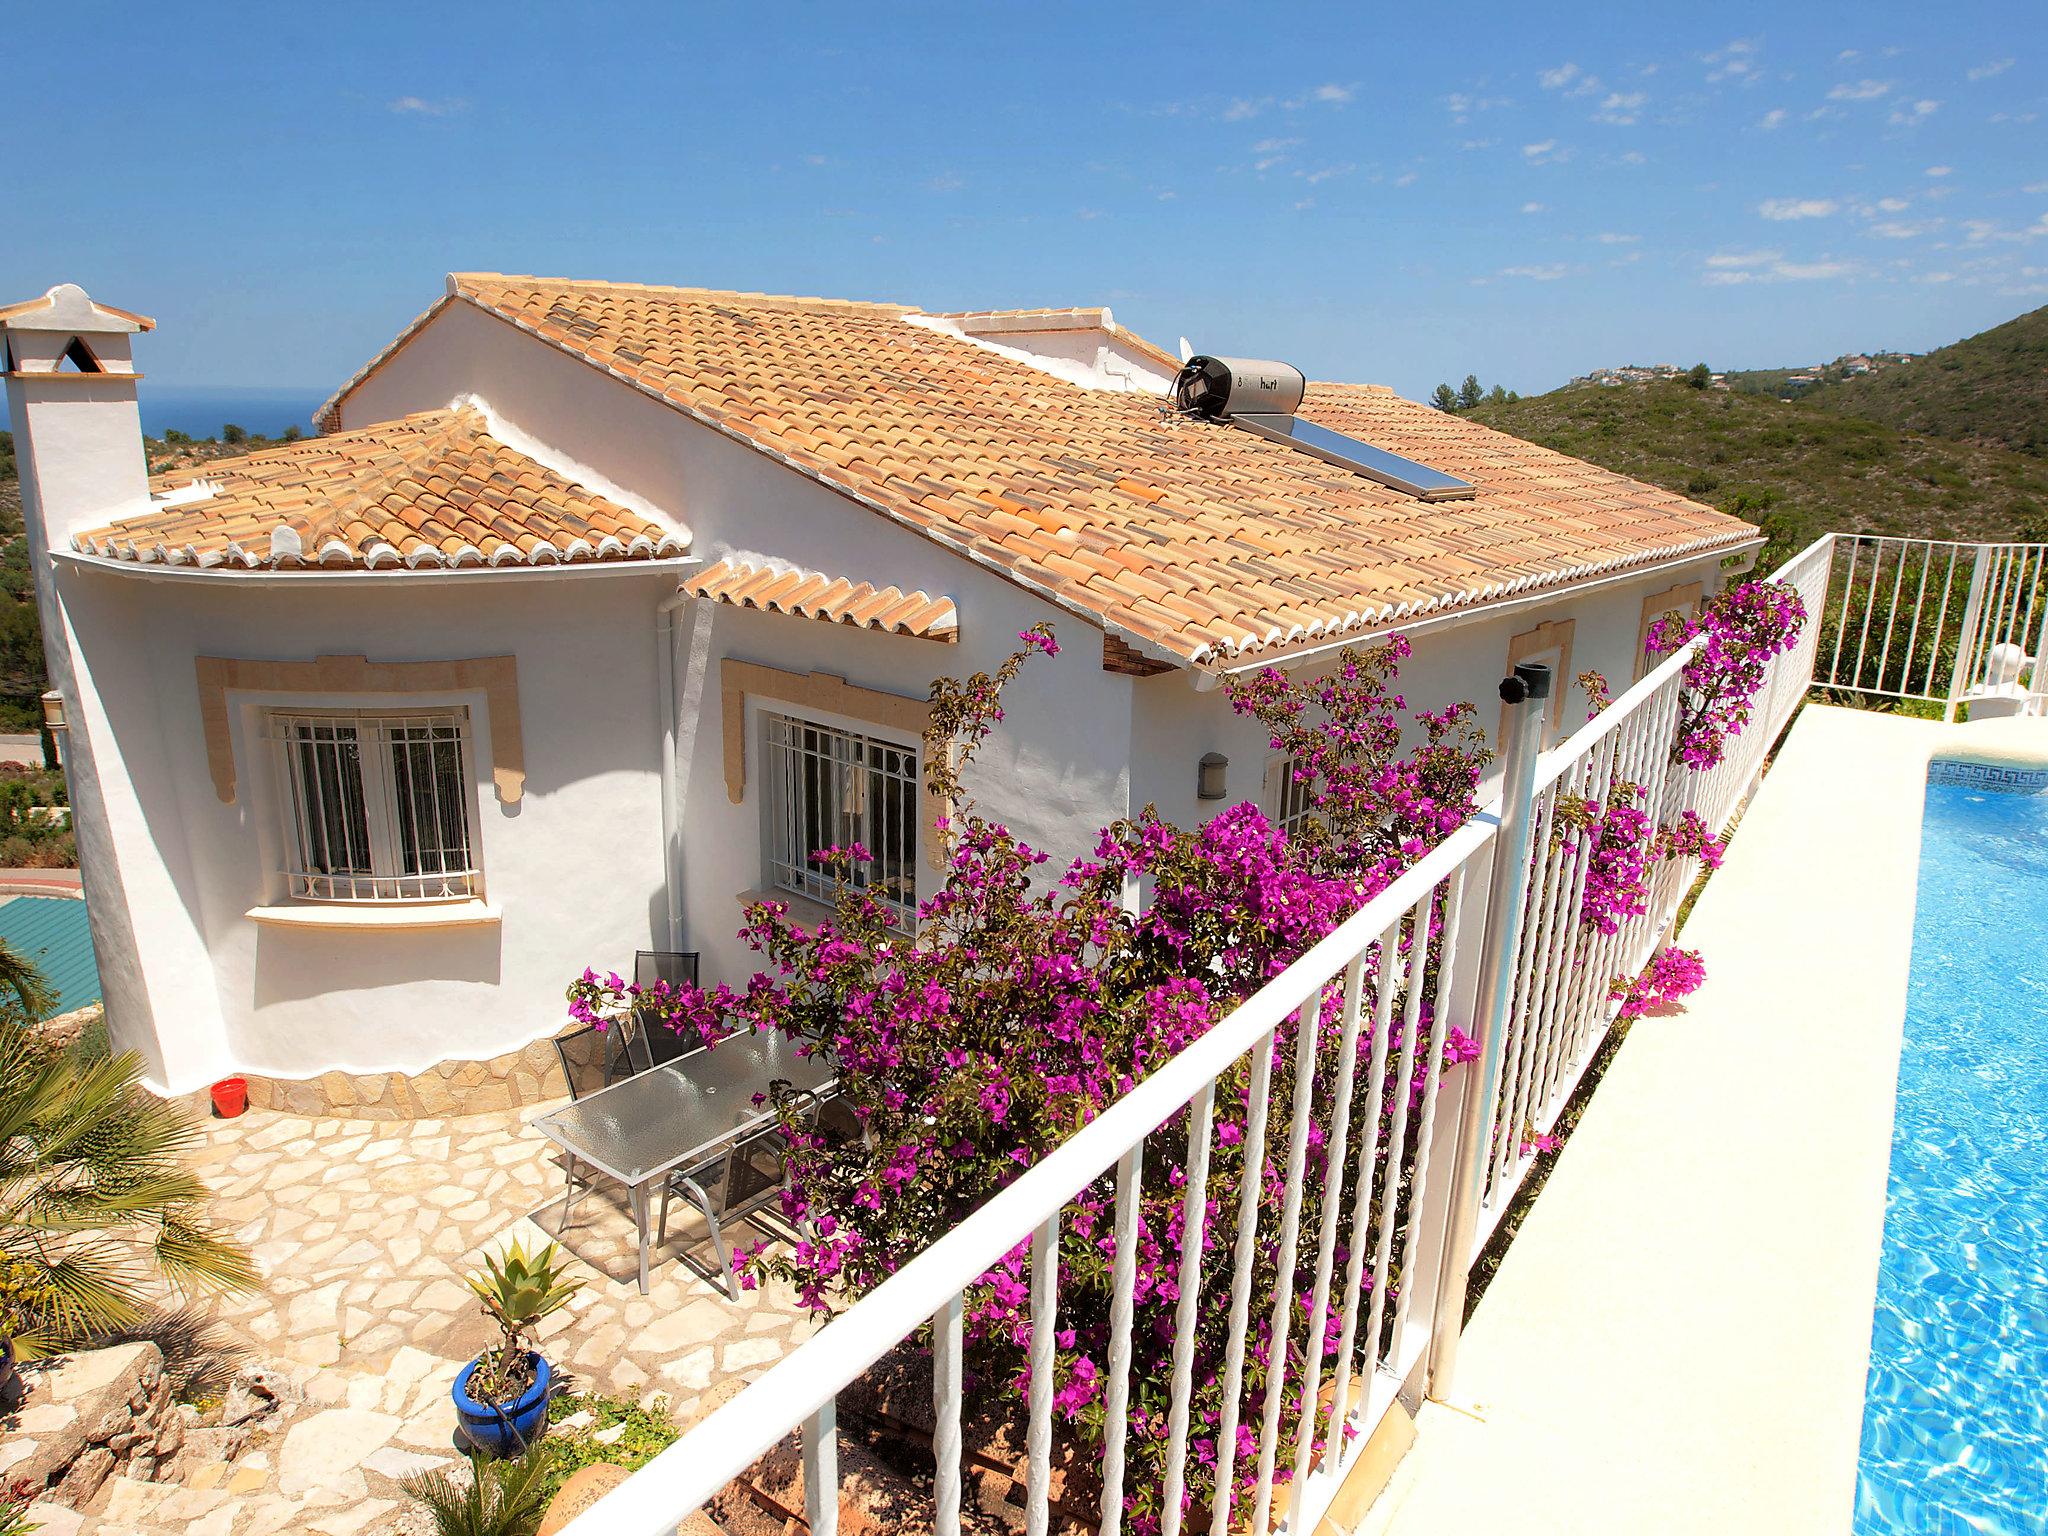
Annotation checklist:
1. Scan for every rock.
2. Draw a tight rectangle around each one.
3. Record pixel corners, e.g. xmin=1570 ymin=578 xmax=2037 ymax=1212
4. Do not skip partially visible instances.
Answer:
xmin=53 ymin=1444 xmax=115 ymax=1505
xmin=277 ymin=1408 xmax=401 ymax=1496
xmin=6 ymin=1341 xmax=164 ymax=1491
xmin=222 ymin=1382 xmax=277 ymax=1428
xmin=538 ymin=1463 xmax=631 ymax=1536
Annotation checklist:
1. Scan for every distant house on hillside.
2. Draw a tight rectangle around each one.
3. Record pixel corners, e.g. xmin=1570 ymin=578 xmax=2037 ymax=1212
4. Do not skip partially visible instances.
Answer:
xmin=1 ymin=277 xmax=1759 ymax=1113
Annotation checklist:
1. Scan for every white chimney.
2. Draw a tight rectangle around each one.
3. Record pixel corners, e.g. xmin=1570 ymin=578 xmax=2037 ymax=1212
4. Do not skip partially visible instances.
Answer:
xmin=1 ymin=284 xmax=155 ymax=554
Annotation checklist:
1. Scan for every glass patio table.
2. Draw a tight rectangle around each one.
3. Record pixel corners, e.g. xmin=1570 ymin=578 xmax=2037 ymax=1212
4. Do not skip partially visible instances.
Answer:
xmin=534 ymin=1028 xmax=833 ymax=1294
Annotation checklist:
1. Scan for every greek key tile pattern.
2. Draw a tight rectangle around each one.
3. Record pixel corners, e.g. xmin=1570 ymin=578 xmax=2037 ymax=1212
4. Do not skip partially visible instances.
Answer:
xmin=1927 ymin=759 xmax=2048 ymax=795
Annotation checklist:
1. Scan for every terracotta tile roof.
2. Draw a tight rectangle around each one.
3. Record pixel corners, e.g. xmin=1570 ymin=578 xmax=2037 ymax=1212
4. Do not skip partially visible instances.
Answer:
xmin=76 ymin=406 xmax=688 ymax=571
xmin=326 ymin=275 xmax=1758 ymax=663
xmin=685 ymin=558 xmax=956 ymax=641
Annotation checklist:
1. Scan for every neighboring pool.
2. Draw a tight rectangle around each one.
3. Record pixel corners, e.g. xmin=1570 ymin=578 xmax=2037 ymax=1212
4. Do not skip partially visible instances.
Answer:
xmin=1855 ymin=762 xmax=2048 ymax=1534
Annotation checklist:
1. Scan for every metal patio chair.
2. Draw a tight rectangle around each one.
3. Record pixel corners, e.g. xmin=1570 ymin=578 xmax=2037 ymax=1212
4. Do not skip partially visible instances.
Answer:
xmin=655 ymin=1080 xmax=826 ymax=1299
xmin=551 ymin=1022 xmax=646 ymax=1229
xmin=632 ymin=950 xmax=705 ymax=1068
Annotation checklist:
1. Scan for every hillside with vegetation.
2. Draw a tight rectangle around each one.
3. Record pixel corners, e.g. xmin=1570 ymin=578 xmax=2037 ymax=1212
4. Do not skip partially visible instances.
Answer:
xmin=1468 ymin=379 xmax=2048 ymax=569
xmin=1808 ymin=304 xmax=2048 ymax=457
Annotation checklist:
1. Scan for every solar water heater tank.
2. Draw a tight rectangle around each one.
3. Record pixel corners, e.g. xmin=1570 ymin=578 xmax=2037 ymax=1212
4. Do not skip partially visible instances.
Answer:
xmin=1172 ymin=355 xmax=1307 ymax=419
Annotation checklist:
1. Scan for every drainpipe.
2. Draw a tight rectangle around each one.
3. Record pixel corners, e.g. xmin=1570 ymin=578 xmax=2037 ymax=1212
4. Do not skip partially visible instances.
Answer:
xmin=656 ymin=590 xmax=692 ymax=950
xmin=1426 ymin=659 xmax=1550 ymax=1397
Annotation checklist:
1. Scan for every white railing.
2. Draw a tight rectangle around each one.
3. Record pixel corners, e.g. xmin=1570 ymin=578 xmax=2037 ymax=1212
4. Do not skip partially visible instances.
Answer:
xmin=1819 ymin=534 xmax=2048 ymax=718
xmin=564 ymin=536 xmax=1835 ymax=1536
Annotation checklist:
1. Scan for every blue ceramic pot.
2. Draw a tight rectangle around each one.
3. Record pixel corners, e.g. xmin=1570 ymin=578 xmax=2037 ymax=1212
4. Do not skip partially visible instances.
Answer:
xmin=453 ymin=1352 xmax=551 ymax=1458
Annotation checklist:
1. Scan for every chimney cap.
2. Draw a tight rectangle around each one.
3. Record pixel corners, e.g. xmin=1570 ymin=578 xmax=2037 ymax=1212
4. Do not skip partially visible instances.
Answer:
xmin=0 ymin=284 xmax=155 ymax=335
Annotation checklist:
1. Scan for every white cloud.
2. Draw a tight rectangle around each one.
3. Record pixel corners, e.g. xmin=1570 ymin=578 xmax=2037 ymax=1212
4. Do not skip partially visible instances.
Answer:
xmin=1702 ymin=39 xmax=1761 ymax=84
xmin=1967 ymin=58 xmax=2015 ymax=81
xmin=1917 ymin=270 xmax=1956 ymax=284
xmin=1521 ymin=201 xmax=1548 ymax=214
xmin=1293 ymin=198 xmax=1315 ymax=211
xmin=1445 ymin=91 xmax=1512 ymax=124
xmin=1251 ymin=136 xmax=1302 ymax=153
xmin=1871 ymin=219 xmax=1941 ymax=239
xmin=925 ymin=171 xmax=965 ymax=193
xmin=1595 ymin=231 xmax=1642 ymax=244
xmin=1393 ymin=171 xmax=1419 ymax=187
xmin=1459 ymin=137 xmax=1499 ymax=151
xmin=1925 ymin=165 xmax=1954 ymax=176
xmin=1702 ymin=250 xmax=1855 ymax=285
xmin=2027 ymin=181 xmax=2048 ymax=195
xmin=1875 ymin=196 xmax=1911 ymax=212
xmin=1300 ymin=163 xmax=1356 ymax=184
xmin=1889 ymin=99 xmax=1940 ymax=126
xmin=1223 ymin=98 xmax=1261 ymax=122
xmin=1837 ymin=49 xmax=1861 ymax=63
xmin=1759 ymin=197 xmax=1840 ymax=220
xmin=1828 ymin=79 xmax=1894 ymax=101
xmin=1522 ymin=139 xmax=1571 ymax=164
xmin=1758 ymin=108 xmax=1788 ymax=130
xmin=1539 ymin=62 xmax=1581 ymax=90
xmin=1308 ymin=83 xmax=1356 ymax=104
xmin=389 ymin=95 xmax=466 ymax=116
xmin=1618 ymin=150 xmax=1648 ymax=165
xmin=1498 ymin=263 xmax=1571 ymax=280
xmin=1595 ymin=91 xmax=1647 ymax=125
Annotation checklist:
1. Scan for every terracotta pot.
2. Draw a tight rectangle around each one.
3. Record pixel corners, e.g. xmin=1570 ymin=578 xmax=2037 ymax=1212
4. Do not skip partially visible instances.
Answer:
xmin=210 ymin=1077 xmax=249 ymax=1118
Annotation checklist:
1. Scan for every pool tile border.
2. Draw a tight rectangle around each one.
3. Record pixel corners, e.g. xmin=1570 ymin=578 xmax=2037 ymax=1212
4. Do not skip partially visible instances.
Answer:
xmin=1926 ymin=759 xmax=2048 ymax=795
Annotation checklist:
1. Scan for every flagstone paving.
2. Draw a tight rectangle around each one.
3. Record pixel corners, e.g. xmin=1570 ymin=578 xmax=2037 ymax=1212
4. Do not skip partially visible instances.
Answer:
xmin=189 ymin=1100 xmax=820 ymax=1422
xmin=21 ymin=1101 xmax=820 ymax=1534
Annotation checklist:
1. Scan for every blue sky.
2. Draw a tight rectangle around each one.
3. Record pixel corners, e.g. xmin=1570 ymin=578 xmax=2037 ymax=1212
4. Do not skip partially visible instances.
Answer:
xmin=5 ymin=1 xmax=2042 ymax=402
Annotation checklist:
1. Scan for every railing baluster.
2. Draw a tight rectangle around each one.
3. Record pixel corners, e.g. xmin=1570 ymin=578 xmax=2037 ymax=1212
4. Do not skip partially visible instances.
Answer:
xmin=934 ymin=1293 xmax=964 ymax=1536
xmin=1251 ymin=998 xmax=1327 ymax=1536
xmin=1160 ymin=1084 xmax=1216 ymax=1536
xmin=1361 ymin=894 xmax=1433 ymax=1379
xmin=1291 ymin=950 xmax=1371 ymax=1492
xmin=803 ymin=1399 xmax=839 ymax=1536
xmin=1316 ymin=947 xmax=1378 ymax=1477
xmin=1876 ymin=542 xmax=1908 ymax=693
xmin=1390 ymin=874 xmax=1465 ymax=1365
xmin=1828 ymin=535 xmax=1860 ymax=685
xmin=1208 ymin=1028 xmax=1277 ymax=1536
xmin=1098 ymin=1146 xmax=1142 ymax=1536
xmin=1026 ymin=1214 xmax=1059 ymax=1536
xmin=1318 ymin=937 xmax=1400 ymax=1507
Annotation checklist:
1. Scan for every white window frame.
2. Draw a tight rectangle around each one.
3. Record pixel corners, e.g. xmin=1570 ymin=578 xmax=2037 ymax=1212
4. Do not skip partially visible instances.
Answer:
xmin=1267 ymin=754 xmax=1319 ymax=840
xmin=759 ymin=709 xmax=921 ymax=922
xmin=264 ymin=707 xmax=482 ymax=904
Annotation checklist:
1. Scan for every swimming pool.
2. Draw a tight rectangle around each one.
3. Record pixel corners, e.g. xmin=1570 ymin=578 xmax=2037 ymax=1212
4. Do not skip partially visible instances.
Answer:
xmin=1855 ymin=761 xmax=2048 ymax=1534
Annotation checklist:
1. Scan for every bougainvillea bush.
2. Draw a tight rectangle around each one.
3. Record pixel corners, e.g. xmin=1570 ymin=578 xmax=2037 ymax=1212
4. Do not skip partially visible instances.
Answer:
xmin=672 ymin=627 xmax=1491 ymax=1531
xmin=568 ymin=577 xmax=1802 ymax=1532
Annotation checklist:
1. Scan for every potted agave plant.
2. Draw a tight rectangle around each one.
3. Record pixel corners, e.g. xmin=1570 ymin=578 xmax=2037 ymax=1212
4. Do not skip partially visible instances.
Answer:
xmin=451 ymin=1239 xmax=581 ymax=1457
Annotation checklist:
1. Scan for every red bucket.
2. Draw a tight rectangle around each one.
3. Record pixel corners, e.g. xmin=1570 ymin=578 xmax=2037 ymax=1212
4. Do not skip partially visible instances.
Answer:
xmin=210 ymin=1077 xmax=249 ymax=1118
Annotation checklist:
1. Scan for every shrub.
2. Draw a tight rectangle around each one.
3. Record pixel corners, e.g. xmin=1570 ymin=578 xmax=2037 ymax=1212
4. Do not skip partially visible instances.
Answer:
xmin=0 ymin=1024 xmax=256 ymax=1355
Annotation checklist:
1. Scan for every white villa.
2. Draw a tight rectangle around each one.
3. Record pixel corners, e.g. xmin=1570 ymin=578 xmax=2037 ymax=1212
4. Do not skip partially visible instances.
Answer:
xmin=0 ymin=276 xmax=1758 ymax=1113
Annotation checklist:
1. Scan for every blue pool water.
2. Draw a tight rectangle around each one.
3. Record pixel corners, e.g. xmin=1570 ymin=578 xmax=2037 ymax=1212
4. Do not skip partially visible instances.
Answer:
xmin=1855 ymin=770 xmax=2048 ymax=1534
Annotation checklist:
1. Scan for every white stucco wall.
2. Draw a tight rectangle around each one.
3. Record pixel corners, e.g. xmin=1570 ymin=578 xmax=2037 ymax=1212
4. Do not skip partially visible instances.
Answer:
xmin=50 ymin=560 xmax=678 ymax=1092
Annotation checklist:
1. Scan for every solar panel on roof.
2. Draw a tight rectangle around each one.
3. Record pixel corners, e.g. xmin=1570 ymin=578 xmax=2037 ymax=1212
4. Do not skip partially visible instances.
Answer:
xmin=1230 ymin=413 xmax=1476 ymax=502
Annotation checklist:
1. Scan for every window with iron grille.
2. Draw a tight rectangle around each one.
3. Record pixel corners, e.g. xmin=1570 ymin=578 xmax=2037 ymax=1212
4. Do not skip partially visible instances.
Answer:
xmin=1275 ymin=756 xmax=1318 ymax=840
xmin=266 ymin=710 xmax=480 ymax=902
xmin=761 ymin=712 xmax=919 ymax=921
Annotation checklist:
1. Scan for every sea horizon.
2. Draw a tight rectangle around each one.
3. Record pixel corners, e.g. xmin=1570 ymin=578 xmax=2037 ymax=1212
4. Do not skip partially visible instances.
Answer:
xmin=1 ymin=384 xmax=326 ymax=441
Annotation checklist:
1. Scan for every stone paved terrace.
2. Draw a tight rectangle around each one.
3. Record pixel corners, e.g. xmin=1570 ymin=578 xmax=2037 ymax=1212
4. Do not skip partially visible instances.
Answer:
xmin=189 ymin=1100 xmax=820 ymax=1419
xmin=15 ymin=1102 xmax=820 ymax=1532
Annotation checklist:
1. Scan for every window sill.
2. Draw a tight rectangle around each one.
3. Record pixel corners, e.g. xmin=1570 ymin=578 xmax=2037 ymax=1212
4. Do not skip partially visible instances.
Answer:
xmin=734 ymin=887 xmax=914 ymax=932
xmin=246 ymin=899 xmax=502 ymax=931
xmin=734 ymin=887 xmax=840 ymax=928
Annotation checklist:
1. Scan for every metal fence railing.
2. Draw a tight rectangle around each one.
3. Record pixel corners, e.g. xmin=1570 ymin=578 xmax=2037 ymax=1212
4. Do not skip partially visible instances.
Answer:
xmin=561 ymin=536 xmax=1836 ymax=1536
xmin=1818 ymin=534 xmax=2048 ymax=719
